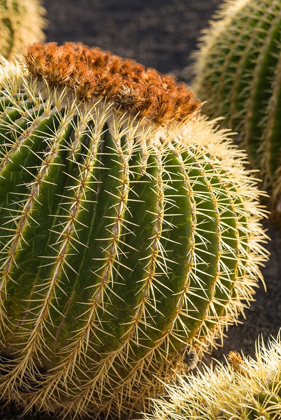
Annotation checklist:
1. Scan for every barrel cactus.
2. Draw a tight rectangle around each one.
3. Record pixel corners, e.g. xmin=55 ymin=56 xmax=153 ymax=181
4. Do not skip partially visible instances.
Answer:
xmin=193 ymin=0 xmax=281 ymax=210
xmin=144 ymin=332 xmax=281 ymax=419
xmin=0 ymin=42 xmax=267 ymax=418
xmin=0 ymin=0 xmax=46 ymax=60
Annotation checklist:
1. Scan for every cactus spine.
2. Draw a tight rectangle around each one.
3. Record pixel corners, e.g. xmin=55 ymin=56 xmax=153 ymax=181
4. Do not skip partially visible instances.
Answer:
xmin=144 ymin=332 xmax=281 ymax=419
xmin=0 ymin=43 xmax=268 ymax=418
xmin=193 ymin=0 xmax=281 ymax=210
xmin=0 ymin=0 xmax=46 ymax=60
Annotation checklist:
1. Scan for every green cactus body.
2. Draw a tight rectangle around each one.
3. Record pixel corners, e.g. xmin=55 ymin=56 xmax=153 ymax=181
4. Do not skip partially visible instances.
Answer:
xmin=0 ymin=43 xmax=268 ymax=418
xmin=0 ymin=0 xmax=46 ymax=59
xmin=193 ymin=0 xmax=281 ymax=210
xmin=144 ymin=333 xmax=281 ymax=420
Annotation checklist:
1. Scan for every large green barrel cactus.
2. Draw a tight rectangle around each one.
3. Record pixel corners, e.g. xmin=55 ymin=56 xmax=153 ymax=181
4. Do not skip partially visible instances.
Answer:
xmin=0 ymin=42 xmax=268 ymax=418
xmin=0 ymin=0 xmax=46 ymax=60
xmin=193 ymin=0 xmax=281 ymax=210
xmin=144 ymin=332 xmax=281 ymax=419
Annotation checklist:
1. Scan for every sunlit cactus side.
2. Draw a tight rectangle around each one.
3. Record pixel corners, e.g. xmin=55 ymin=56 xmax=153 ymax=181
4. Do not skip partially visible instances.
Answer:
xmin=0 ymin=0 xmax=46 ymax=59
xmin=144 ymin=332 xmax=281 ymax=420
xmin=0 ymin=42 xmax=268 ymax=419
xmin=192 ymin=0 xmax=281 ymax=210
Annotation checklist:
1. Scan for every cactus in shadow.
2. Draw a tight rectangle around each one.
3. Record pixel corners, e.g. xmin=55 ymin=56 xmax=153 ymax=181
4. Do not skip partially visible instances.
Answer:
xmin=144 ymin=332 xmax=281 ymax=419
xmin=0 ymin=0 xmax=46 ymax=59
xmin=193 ymin=0 xmax=281 ymax=212
xmin=0 ymin=42 xmax=268 ymax=418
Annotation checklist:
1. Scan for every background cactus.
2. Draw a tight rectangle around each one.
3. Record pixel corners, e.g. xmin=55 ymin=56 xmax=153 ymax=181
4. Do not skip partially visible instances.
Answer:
xmin=0 ymin=0 xmax=46 ymax=60
xmin=144 ymin=331 xmax=281 ymax=419
xmin=192 ymin=0 xmax=281 ymax=210
xmin=0 ymin=42 xmax=267 ymax=418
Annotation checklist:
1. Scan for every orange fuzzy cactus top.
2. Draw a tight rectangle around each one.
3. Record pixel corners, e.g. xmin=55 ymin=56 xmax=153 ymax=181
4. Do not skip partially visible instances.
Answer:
xmin=24 ymin=42 xmax=200 ymax=126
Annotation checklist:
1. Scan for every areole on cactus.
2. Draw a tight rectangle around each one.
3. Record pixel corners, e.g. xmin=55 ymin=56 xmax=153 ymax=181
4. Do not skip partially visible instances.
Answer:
xmin=0 ymin=0 xmax=46 ymax=60
xmin=0 ymin=42 xmax=268 ymax=418
xmin=144 ymin=332 xmax=281 ymax=419
xmin=192 ymin=0 xmax=281 ymax=211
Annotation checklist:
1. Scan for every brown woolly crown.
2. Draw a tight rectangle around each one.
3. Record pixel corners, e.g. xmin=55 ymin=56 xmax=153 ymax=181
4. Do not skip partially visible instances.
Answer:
xmin=24 ymin=42 xmax=200 ymax=125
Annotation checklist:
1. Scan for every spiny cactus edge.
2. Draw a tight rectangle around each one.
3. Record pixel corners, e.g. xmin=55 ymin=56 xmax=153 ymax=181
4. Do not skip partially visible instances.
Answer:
xmin=144 ymin=331 xmax=281 ymax=419
xmin=0 ymin=0 xmax=46 ymax=60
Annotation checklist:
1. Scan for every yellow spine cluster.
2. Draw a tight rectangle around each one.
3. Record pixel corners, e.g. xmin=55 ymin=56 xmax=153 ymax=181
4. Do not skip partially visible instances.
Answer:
xmin=144 ymin=332 xmax=281 ymax=419
xmin=0 ymin=0 xmax=46 ymax=60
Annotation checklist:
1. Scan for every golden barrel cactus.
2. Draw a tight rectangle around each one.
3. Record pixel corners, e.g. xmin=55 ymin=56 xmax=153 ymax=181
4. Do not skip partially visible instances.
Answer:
xmin=193 ymin=0 xmax=281 ymax=211
xmin=0 ymin=42 xmax=268 ymax=418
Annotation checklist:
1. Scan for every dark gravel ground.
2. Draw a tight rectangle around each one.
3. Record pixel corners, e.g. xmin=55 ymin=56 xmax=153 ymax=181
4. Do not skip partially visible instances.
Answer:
xmin=43 ymin=0 xmax=222 ymax=81
xmin=1 ymin=0 xmax=281 ymax=418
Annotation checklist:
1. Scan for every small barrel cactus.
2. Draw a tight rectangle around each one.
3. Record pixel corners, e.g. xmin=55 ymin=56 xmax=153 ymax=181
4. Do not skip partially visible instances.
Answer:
xmin=0 ymin=0 xmax=46 ymax=60
xmin=0 ymin=42 xmax=267 ymax=418
xmin=144 ymin=332 xmax=281 ymax=419
xmin=192 ymin=0 xmax=281 ymax=210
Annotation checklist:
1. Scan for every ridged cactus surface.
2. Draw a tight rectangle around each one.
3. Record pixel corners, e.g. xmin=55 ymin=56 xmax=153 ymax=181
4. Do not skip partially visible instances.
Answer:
xmin=144 ymin=332 xmax=281 ymax=419
xmin=0 ymin=43 xmax=268 ymax=418
xmin=0 ymin=0 xmax=45 ymax=60
xmin=193 ymin=0 xmax=281 ymax=210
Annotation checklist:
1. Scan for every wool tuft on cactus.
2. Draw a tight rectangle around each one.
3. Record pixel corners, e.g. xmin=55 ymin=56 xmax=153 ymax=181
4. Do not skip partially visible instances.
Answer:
xmin=192 ymin=0 xmax=281 ymax=212
xmin=0 ymin=0 xmax=46 ymax=60
xmin=144 ymin=332 xmax=281 ymax=419
xmin=0 ymin=42 xmax=268 ymax=418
